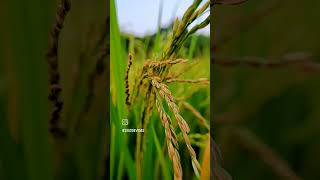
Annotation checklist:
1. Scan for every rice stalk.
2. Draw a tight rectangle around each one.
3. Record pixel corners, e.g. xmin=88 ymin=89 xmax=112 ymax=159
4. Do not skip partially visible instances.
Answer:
xmin=83 ymin=40 xmax=109 ymax=113
xmin=162 ymin=0 xmax=210 ymax=60
xmin=181 ymin=101 xmax=209 ymax=130
xmin=144 ymin=59 xmax=188 ymax=68
xmin=176 ymin=133 xmax=208 ymax=148
xmin=166 ymin=61 xmax=200 ymax=80
xmin=212 ymin=53 xmax=320 ymax=72
xmin=73 ymin=37 xmax=109 ymax=135
xmin=166 ymin=78 xmax=210 ymax=85
xmin=46 ymin=0 xmax=71 ymax=138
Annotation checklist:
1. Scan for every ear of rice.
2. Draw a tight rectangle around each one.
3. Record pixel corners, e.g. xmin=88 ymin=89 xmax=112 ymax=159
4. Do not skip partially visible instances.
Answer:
xmin=156 ymin=97 xmax=182 ymax=180
xmin=151 ymin=76 xmax=201 ymax=178
xmin=125 ymin=53 xmax=133 ymax=105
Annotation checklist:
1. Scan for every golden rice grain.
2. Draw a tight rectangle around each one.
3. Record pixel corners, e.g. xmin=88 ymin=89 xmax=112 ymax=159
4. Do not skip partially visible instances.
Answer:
xmin=151 ymin=76 xmax=201 ymax=178
xmin=156 ymin=98 xmax=182 ymax=180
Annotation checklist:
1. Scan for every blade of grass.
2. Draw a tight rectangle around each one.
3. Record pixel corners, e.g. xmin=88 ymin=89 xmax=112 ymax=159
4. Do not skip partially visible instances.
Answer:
xmin=142 ymin=124 xmax=155 ymax=180
xmin=110 ymin=0 xmax=126 ymax=118
xmin=110 ymin=98 xmax=136 ymax=180
xmin=188 ymin=35 xmax=198 ymax=60
xmin=0 ymin=95 xmax=26 ymax=180
xmin=200 ymin=134 xmax=210 ymax=180
xmin=142 ymin=114 xmax=158 ymax=180
xmin=152 ymin=125 xmax=171 ymax=180
xmin=73 ymin=91 xmax=107 ymax=180
xmin=144 ymin=36 xmax=151 ymax=55
xmin=129 ymin=35 xmax=135 ymax=55
xmin=111 ymin=0 xmax=137 ymax=179
xmin=0 ymin=6 xmax=26 ymax=179
xmin=110 ymin=121 xmax=116 ymax=180
xmin=116 ymin=152 xmax=124 ymax=180
xmin=6 ymin=1 xmax=54 ymax=179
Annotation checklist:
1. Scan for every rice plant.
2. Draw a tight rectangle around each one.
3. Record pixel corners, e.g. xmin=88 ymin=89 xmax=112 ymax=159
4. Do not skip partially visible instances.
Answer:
xmin=111 ymin=0 xmax=210 ymax=179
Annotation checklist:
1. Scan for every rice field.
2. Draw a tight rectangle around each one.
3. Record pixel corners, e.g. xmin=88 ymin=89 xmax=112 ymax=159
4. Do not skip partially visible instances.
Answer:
xmin=3 ymin=0 xmax=320 ymax=180
xmin=110 ymin=0 xmax=211 ymax=179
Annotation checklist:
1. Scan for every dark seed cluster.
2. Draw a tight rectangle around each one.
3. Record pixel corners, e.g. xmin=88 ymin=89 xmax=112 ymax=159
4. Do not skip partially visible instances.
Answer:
xmin=46 ymin=0 xmax=71 ymax=138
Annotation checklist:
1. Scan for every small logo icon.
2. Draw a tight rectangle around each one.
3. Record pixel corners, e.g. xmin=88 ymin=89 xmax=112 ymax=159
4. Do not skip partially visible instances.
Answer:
xmin=122 ymin=119 xmax=128 ymax=126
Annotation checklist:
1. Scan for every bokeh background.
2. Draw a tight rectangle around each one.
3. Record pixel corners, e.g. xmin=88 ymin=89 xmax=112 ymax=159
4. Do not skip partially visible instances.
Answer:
xmin=0 ymin=1 xmax=108 ymax=180
xmin=213 ymin=0 xmax=320 ymax=179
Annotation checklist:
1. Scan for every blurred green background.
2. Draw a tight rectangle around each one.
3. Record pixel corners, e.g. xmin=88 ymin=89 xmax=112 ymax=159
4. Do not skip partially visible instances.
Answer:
xmin=0 ymin=0 xmax=108 ymax=180
xmin=213 ymin=0 xmax=320 ymax=179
